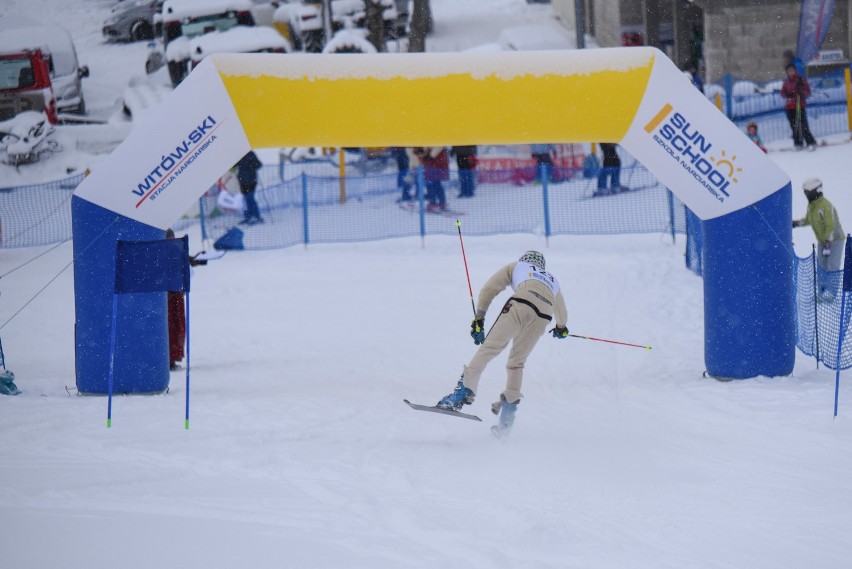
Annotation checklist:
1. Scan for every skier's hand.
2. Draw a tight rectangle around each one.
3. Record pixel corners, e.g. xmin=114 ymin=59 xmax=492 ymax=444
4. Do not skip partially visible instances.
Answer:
xmin=792 ymin=219 xmax=803 ymax=228
xmin=551 ymin=325 xmax=569 ymax=339
xmin=470 ymin=318 xmax=485 ymax=345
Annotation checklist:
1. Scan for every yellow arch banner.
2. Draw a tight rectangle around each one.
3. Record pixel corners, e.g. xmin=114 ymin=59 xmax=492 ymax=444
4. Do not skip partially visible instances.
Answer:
xmin=73 ymin=47 xmax=789 ymax=229
xmin=218 ymin=50 xmax=652 ymax=148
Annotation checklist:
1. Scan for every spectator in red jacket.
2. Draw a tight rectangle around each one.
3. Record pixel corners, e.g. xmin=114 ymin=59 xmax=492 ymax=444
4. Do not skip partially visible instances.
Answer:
xmin=780 ymin=64 xmax=817 ymax=151
xmin=414 ymin=147 xmax=449 ymax=212
xmin=166 ymin=229 xmax=207 ymax=371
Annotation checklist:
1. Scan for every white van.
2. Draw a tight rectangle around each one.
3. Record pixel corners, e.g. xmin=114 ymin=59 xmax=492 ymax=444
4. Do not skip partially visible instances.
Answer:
xmin=28 ymin=26 xmax=89 ymax=114
xmin=0 ymin=20 xmax=89 ymax=115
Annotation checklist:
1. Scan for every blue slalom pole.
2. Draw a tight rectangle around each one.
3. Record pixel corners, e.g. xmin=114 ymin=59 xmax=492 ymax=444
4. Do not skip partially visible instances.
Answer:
xmin=834 ymin=236 xmax=852 ymax=417
xmin=185 ymin=292 xmax=191 ymax=430
xmin=106 ymin=293 xmax=118 ymax=428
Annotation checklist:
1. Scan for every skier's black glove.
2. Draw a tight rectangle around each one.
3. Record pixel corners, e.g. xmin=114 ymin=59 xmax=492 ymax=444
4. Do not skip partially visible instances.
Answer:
xmin=792 ymin=219 xmax=803 ymax=228
xmin=551 ymin=325 xmax=569 ymax=339
xmin=471 ymin=318 xmax=485 ymax=345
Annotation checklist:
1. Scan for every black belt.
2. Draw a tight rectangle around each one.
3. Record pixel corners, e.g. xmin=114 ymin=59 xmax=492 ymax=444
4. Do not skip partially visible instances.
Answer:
xmin=509 ymin=296 xmax=552 ymax=321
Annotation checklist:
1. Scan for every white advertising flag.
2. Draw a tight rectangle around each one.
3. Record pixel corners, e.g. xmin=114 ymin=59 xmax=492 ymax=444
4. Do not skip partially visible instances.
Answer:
xmin=74 ymin=59 xmax=250 ymax=229
xmin=621 ymin=56 xmax=790 ymax=220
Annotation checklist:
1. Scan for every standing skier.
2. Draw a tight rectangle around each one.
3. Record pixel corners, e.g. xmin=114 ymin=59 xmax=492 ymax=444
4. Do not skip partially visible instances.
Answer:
xmin=793 ymin=177 xmax=844 ymax=298
xmin=437 ymin=251 xmax=569 ymax=436
xmin=780 ymin=64 xmax=817 ymax=151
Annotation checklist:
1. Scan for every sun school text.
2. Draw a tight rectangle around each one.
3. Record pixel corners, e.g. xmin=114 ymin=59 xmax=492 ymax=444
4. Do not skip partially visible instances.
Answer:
xmin=652 ymin=115 xmax=733 ymax=203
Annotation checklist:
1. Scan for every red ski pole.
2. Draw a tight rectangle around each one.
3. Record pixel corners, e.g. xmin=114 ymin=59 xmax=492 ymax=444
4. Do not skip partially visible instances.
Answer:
xmin=455 ymin=220 xmax=476 ymax=316
xmin=564 ymin=332 xmax=652 ymax=350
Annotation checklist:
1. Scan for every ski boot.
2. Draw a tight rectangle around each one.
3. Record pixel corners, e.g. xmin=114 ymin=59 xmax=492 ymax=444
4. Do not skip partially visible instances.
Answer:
xmin=490 ymin=395 xmax=519 ymax=438
xmin=437 ymin=377 xmax=475 ymax=411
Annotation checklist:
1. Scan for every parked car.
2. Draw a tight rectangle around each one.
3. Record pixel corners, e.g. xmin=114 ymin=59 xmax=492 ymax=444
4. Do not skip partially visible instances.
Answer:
xmin=0 ymin=38 xmax=57 ymax=124
xmin=152 ymin=0 xmax=258 ymax=85
xmin=33 ymin=26 xmax=89 ymax=114
xmin=274 ymin=0 xmax=400 ymax=53
xmin=188 ymin=25 xmax=291 ymax=69
xmin=145 ymin=0 xmax=290 ymax=85
xmin=103 ymin=0 xmax=165 ymax=42
xmin=0 ymin=21 xmax=89 ymax=116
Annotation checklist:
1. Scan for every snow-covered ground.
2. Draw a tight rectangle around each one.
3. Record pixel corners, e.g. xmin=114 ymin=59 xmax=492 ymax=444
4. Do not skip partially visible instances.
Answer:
xmin=2 ymin=1 xmax=852 ymax=567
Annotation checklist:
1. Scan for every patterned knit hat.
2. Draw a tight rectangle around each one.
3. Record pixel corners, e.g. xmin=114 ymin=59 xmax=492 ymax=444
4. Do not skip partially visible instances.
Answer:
xmin=519 ymin=250 xmax=545 ymax=270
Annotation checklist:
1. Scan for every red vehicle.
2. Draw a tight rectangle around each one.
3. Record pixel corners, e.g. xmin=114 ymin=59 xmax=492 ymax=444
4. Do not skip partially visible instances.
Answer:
xmin=0 ymin=46 xmax=58 ymax=125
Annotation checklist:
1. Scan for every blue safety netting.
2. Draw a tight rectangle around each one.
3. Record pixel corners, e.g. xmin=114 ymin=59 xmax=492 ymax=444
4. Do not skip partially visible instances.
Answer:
xmin=686 ymin=220 xmax=852 ymax=371
xmin=793 ymin=251 xmax=852 ymax=370
xmin=196 ymin=160 xmax=685 ymax=252
xmin=0 ymin=172 xmax=83 ymax=248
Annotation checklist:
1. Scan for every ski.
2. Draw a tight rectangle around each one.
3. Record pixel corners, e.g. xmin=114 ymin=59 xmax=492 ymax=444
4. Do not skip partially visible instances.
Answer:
xmin=430 ymin=209 xmax=466 ymax=217
xmin=585 ymin=184 xmax=657 ymax=199
xmin=403 ymin=399 xmax=482 ymax=421
xmin=398 ymin=203 xmax=465 ymax=217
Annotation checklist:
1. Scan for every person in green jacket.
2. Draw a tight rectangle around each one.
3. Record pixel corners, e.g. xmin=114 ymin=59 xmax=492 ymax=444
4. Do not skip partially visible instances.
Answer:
xmin=793 ymin=177 xmax=845 ymax=294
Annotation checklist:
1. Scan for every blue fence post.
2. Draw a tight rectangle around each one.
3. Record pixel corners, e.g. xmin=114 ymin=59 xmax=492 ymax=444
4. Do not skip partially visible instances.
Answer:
xmin=812 ymin=245 xmax=820 ymax=365
xmin=667 ymin=190 xmax=676 ymax=243
xmin=198 ymin=196 xmax=208 ymax=243
xmin=541 ymin=165 xmax=551 ymax=245
xmin=724 ymin=74 xmax=733 ymax=118
xmin=301 ymin=172 xmax=309 ymax=247
xmin=417 ymin=166 xmax=426 ymax=246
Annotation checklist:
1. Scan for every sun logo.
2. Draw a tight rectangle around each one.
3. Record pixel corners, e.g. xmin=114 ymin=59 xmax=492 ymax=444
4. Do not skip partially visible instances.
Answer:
xmin=710 ymin=150 xmax=742 ymax=183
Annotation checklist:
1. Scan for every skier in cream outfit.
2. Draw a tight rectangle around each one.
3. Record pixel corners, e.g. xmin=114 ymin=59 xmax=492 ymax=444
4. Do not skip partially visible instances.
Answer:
xmin=437 ymin=251 xmax=569 ymax=435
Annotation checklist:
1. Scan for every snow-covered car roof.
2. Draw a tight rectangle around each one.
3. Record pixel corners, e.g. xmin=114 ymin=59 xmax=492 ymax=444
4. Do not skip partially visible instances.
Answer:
xmin=162 ymin=0 xmax=253 ymax=22
xmin=190 ymin=26 xmax=290 ymax=60
xmin=322 ymin=29 xmax=376 ymax=54
xmin=0 ymin=24 xmax=81 ymax=79
xmin=25 ymin=27 xmax=78 ymax=77
xmin=164 ymin=36 xmax=191 ymax=62
xmin=0 ymin=28 xmax=51 ymax=58
xmin=111 ymin=0 xmax=158 ymax=14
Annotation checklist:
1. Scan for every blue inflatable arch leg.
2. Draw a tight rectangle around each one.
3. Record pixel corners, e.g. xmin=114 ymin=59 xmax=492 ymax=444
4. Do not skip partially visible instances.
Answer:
xmin=72 ymin=196 xmax=170 ymax=394
xmin=703 ymin=185 xmax=795 ymax=379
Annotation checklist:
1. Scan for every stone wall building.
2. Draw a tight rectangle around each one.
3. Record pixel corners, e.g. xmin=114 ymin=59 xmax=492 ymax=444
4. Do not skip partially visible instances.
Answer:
xmin=551 ymin=0 xmax=850 ymax=83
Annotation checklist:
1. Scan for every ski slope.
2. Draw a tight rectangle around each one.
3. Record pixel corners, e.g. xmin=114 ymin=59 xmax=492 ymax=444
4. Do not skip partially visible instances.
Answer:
xmin=3 ymin=187 xmax=852 ymax=567
xmin=2 ymin=0 xmax=852 ymax=565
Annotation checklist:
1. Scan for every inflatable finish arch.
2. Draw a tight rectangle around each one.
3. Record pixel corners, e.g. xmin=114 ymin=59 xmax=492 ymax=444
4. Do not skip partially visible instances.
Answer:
xmin=72 ymin=47 xmax=793 ymax=392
